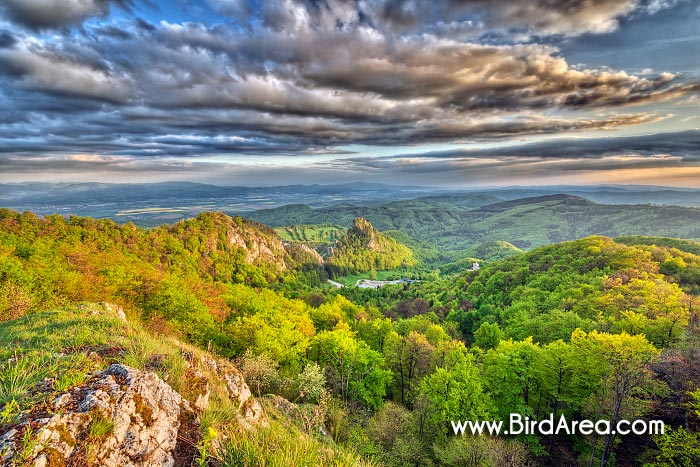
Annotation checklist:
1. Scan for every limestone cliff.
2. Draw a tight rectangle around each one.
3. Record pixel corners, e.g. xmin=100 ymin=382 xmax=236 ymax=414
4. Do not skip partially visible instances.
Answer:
xmin=169 ymin=212 xmax=290 ymax=272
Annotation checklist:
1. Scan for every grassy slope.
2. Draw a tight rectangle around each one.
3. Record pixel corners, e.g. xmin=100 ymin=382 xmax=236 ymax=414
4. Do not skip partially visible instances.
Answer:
xmin=0 ymin=304 xmax=375 ymax=467
xmin=332 ymin=269 xmax=407 ymax=287
xmin=0 ymin=303 xmax=214 ymax=426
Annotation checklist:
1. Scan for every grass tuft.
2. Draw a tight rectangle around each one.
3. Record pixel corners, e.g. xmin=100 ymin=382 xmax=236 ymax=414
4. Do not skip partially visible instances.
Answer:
xmin=0 ymin=352 xmax=48 ymax=405
xmin=88 ymin=412 xmax=115 ymax=439
xmin=218 ymin=420 xmax=378 ymax=467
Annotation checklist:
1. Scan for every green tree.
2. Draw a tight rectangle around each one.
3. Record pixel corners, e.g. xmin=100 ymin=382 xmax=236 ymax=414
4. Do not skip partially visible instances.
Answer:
xmin=366 ymin=402 xmax=429 ymax=467
xmin=237 ymin=349 xmax=279 ymax=397
xmin=384 ymin=330 xmax=436 ymax=406
xmin=483 ymin=337 xmax=542 ymax=420
xmin=648 ymin=388 xmax=700 ymax=467
xmin=295 ymin=362 xmax=326 ymax=403
xmin=649 ymin=427 xmax=700 ymax=467
xmin=309 ymin=328 xmax=391 ymax=409
xmin=418 ymin=345 xmax=493 ymax=441
xmin=473 ymin=322 xmax=504 ymax=350
xmin=570 ymin=329 xmax=660 ymax=467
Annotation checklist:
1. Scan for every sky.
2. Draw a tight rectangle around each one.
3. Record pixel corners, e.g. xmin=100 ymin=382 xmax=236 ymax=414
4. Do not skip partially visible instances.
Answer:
xmin=0 ymin=0 xmax=699 ymax=187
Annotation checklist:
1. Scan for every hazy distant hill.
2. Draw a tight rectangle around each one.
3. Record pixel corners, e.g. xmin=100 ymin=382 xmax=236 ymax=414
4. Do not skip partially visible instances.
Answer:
xmin=485 ymin=185 xmax=700 ymax=207
xmin=241 ymin=194 xmax=494 ymax=232
xmin=464 ymin=195 xmax=700 ymax=248
xmin=4 ymin=182 xmax=700 ymax=230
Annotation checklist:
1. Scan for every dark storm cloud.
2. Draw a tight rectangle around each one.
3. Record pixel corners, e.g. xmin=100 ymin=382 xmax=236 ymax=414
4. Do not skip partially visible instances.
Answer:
xmin=0 ymin=47 xmax=133 ymax=103
xmin=0 ymin=0 xmax=134 ymax=30
xmin=0 ymin=31 xmax=16 ymax=48
xmin=204 ymin=0 xmax=251 ymax=18
xmin=6 ymin=130 xmax=697 ymax=186
xmin=369 ymin=0 xmax=640 ymax=36
xmin=0 ymin=95 xmax=667 ymax=160
xmin=319 ymin=129 xmax=700 ymax=180
xmin=0 ymin=17 xmax=695 ymax=153
xmin=0 ymin=154 xmax=203 ymax=173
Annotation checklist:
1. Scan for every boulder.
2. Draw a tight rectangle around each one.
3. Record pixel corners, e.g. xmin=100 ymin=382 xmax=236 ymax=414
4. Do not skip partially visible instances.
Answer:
xmin=0 ymin=364 xmax=196 ymax=467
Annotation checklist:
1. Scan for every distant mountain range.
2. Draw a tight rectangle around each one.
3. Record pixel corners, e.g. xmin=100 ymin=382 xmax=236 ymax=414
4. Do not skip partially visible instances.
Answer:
xmin=484 ymin=186 xmax=700 ymax=206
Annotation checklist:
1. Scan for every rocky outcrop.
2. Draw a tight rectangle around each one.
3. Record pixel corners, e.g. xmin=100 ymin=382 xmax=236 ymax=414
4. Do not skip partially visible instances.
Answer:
xmin=227 ymin=226 xmax=287 ymax=270
xmin=215 ymin=214 xmax=288 ymax=272
xmin=351 ymin=217 xmax=381 ymax=251
xmin=0 ymin=299 xmax=268 ymax=466
xmin=171 ymin=212 xmax=289 ymax=272
xmin=326 ymin=217 xmax=417 ymax=274
xmin=199 ymin=356 xmax=265 ymax=428
xmin=0 ymin=364 xmax=196 ymax=467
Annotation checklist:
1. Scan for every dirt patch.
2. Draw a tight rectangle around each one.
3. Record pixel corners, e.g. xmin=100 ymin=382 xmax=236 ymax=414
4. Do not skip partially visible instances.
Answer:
xmin=61 ymin=344 xmax=126 ymax=361
xmin=145 ymin=353 xmax=168 ymax=371
xmin=172 ymin=408 xmax=200 ymax=467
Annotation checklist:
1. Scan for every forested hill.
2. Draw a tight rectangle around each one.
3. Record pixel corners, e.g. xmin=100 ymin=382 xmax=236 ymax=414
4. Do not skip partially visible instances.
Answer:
xmin=326 ymin=217 xmax=417 ymax=275
xmin=240 ymin=194 xmax=700 ymax=255
xmin=0 ymin=209 xmax=303 ymax=324
xmin=343 ymin=235 xmax=700 ymax=345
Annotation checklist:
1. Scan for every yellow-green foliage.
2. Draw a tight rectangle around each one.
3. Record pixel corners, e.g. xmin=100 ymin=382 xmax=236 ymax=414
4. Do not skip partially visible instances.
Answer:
xmin=434 ymin=236 xmax=693 ymax=346
xmin=0 ymin=209 xmax=285 ymax=325
xmin=0 ymin=210 xmax=321 ymax=366
xmin=0 ymin=304 xmax=377 ymax=467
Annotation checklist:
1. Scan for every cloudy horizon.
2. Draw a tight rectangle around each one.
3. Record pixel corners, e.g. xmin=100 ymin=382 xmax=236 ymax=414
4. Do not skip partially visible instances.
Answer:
xmin=1 ymin=0 xmax=699 ymax=187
